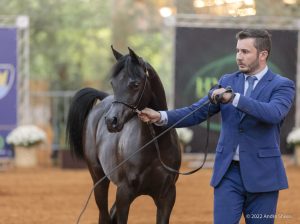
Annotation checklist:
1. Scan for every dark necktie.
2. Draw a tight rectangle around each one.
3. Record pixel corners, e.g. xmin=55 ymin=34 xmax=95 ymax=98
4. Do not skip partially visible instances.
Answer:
xmin=245 ymin=76 xmax=257 ymax=97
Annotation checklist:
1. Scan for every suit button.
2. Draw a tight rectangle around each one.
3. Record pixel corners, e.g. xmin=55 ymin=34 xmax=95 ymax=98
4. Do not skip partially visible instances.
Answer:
xmin=239 ymin=128 xmax=244 ymax=133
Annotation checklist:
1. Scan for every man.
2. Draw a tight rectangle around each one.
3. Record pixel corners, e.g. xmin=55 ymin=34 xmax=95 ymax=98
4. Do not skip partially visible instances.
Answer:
xmin=138 ymin=29 xmax=295 ymax=224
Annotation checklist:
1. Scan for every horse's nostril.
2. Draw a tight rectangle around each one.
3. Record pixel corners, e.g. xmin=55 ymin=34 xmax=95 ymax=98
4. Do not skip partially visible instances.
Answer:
xmin=105 ymin=116 xmax=119 ymax=130
xmin=112 ymin=117 xmax=118 ymax=126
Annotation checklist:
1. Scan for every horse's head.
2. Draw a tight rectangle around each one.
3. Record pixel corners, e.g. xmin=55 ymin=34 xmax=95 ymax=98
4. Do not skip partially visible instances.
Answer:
xmin=105 ymin=46 xmax=152 ymax=132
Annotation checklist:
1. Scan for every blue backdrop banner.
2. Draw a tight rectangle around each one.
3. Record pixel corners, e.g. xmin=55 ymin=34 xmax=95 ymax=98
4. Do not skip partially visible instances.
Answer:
xmin=0 ymin=28 xmax=18 ymax=157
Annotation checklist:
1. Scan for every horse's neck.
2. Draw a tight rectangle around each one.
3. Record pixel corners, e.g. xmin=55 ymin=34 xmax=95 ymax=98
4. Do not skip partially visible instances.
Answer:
xmin=149 ymin=95 xmax=167 ymax=111
xmin=148 ymin=75 xmax=168 ymax=111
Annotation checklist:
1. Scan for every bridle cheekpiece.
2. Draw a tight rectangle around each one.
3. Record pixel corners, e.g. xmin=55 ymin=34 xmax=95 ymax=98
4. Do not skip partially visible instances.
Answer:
xmin=112 ymin=65 xmax=149 ymax=113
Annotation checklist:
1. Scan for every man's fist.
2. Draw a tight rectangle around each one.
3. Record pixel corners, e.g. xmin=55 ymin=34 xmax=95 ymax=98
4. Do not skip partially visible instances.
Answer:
xmin=138 ymin=108 xmax=161 ymax=123
xmin=211 ymin=88 xmax=234 ymax=104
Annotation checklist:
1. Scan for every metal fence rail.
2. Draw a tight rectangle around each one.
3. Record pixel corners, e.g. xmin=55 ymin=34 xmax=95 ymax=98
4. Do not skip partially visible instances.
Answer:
xmin=30 ymin=90 xmax=76 ymax=150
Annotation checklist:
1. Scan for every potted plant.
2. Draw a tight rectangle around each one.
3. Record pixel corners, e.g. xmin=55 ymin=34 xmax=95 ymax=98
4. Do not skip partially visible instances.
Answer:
xmin=287 ymin=127 xmax=300 ymax=165
xmin=176 ymin=128 xmax=194 ymax=153
xmin=6 ymin=125 xmax=46 ymax=167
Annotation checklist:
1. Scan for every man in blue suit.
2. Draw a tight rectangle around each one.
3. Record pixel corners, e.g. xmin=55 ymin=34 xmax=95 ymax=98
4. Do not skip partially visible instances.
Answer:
xmin=138 ymin=29 xmax=295 ymax=224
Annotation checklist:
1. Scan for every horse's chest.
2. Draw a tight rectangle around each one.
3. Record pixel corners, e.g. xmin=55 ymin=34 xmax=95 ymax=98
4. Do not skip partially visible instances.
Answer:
xmin=99 ymin=127 xmax=147 ymax=176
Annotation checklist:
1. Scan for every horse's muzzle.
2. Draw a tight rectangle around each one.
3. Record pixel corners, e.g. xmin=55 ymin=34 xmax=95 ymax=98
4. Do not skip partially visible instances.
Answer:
xmin=105 ymin=116 xmax=123 ymax=132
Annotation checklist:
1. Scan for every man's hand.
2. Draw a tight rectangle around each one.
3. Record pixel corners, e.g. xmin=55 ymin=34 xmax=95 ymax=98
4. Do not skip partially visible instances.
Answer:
xmin=138 ymin=108 xmax=161 ymax=123
xmin=211 ymin=88 xmax=234 ymax=104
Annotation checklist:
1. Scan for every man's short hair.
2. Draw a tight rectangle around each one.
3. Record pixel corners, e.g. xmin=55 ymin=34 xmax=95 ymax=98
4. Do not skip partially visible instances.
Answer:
xmin=236 ymin=29 xmax=272 ymax=58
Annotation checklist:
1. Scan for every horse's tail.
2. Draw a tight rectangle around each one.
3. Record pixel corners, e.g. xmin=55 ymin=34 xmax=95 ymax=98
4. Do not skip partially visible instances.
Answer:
xmin=66 ymin=88 xmax=109 ymax=159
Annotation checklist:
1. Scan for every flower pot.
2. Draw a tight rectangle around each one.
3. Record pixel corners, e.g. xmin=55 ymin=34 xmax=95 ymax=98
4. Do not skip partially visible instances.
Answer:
xmin=295 ymin=145 xmax=300 ymax=166
xmin=14 ymin=146 xmax=37 ymax=168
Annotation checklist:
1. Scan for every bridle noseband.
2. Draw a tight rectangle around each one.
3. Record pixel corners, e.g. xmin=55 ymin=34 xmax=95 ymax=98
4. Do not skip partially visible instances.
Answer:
xmin=112 ymin=67 xmax=149 ymax=113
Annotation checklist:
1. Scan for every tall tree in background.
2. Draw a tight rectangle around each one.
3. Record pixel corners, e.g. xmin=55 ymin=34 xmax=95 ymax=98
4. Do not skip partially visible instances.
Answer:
xmin=0 ymin=0 xmax=172 ymax=91
xmin=0 ymin=0 xmax=113 ymax=89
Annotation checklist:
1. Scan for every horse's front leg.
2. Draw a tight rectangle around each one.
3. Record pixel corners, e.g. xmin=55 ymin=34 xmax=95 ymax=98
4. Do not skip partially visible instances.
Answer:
xmin=88 ymin=164 xmax=111 ymax=224
xmin=115 ymin=185 xmax=135 ymax=224
xmin=154 ymin=184 xmax=176 ymax=224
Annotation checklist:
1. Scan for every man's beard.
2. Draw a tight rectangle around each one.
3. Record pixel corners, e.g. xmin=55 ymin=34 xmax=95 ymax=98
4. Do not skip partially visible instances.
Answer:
xmin=238 ymin=57 xmax=260 ymax=75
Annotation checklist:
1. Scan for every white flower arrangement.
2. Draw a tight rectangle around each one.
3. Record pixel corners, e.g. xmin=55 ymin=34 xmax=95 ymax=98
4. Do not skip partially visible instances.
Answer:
xmin=287 ymin=127 xmax=300 ymax=146
xmin=176 ymin=128 xmax=194 ymax=144
xmin=6 ymin=125 xmax=46 ymax=148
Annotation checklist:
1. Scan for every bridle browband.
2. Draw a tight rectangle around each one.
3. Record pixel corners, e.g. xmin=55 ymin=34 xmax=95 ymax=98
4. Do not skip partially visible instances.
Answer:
xmin=112 ymin=65 xmax=149 ymax=112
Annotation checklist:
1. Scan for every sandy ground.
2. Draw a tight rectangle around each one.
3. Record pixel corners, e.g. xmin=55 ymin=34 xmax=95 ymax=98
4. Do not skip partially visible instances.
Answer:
xmin=0 ymin=165 xmax=299 ymax=224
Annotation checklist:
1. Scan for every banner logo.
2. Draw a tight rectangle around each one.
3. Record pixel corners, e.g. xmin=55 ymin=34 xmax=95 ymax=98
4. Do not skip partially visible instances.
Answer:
xmin=0 ymin=64 xmax=15 ymax=100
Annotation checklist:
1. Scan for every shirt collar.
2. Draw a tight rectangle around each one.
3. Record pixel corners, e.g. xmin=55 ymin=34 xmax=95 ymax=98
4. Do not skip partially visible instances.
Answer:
xmin=244 ymin=66 xmax=268 ymax=81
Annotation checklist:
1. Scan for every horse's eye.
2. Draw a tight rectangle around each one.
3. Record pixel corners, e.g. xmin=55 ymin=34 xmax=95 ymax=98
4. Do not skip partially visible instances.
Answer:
xmin=129 ymin=81 xmax=140 ymax=89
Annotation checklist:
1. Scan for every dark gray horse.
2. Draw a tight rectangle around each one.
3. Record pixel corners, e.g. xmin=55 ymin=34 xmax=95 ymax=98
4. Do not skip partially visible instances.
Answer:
xmin=66 ymin=47 xmax=181 ymax=224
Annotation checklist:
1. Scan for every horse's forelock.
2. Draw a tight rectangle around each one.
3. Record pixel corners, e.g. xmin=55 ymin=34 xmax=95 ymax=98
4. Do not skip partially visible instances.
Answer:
xmin=127 ymin=58 xmax=144 ymax=79
xmin=110 ymin=55 xmax=155 ymax=82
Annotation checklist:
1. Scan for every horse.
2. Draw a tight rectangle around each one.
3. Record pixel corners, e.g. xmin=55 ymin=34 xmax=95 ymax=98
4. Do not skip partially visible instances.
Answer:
xmin=66 ymin=46 xmax=181 ymax=224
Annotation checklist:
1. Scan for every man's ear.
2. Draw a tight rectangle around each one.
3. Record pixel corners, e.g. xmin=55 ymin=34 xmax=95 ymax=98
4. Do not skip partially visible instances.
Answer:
xmin=260 ymin=50 xmax=268 ymax=60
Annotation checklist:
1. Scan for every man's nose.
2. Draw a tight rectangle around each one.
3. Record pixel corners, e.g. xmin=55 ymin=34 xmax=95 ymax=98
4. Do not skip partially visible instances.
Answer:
xmin=236 ymin=51 xmax=243 ymax=60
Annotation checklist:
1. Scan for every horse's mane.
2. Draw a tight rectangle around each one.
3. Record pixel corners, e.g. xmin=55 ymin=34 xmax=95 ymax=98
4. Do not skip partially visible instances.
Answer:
xmin=144 ymin=62 xmax=168 ymax=110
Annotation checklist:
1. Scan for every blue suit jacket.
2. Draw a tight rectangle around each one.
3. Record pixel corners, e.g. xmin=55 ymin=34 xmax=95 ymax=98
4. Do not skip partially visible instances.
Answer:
xmin=166 ymin=69 xmax=295 ymax=193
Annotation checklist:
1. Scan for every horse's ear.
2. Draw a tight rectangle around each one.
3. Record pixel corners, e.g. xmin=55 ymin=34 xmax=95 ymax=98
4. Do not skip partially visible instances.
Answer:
xmin=111 ymin=45 xmax=123 ymax=60
xmin=128 ymin=47 xmax=141 ymax=65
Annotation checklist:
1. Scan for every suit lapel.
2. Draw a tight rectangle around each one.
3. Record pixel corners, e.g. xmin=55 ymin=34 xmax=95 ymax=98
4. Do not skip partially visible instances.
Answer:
xmin=239 ymin=69 xmax=275 ymax=122
xmin=235 ymin=73 xmax=245 ymax=95
xmin=250 ymin=70 xmax=274 ymax=100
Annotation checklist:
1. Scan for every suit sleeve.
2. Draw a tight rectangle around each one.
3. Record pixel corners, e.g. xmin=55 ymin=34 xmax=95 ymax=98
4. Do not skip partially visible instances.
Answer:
xmin=166 ymin=96 xmax=220 ymax=128
xmin=237 ymin=78 xmax=295 ymax=124
xmin=164 ymin=74 xmax=235 ymax=128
